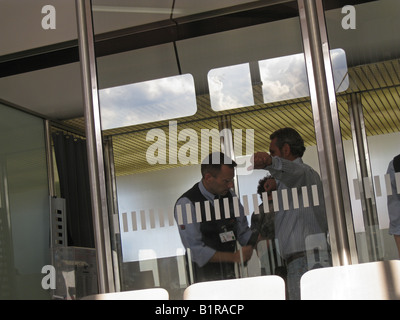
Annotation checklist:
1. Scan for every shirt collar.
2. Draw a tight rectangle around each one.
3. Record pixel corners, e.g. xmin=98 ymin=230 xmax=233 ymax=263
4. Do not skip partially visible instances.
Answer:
xmin=293 ymin=157 xmax=303 ymax=164
xmin=199 ymin=180 xmax=216 ymax=202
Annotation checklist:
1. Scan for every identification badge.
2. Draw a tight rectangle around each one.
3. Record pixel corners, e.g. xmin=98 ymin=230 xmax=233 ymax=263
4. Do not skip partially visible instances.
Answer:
xmin=219 ymin=231 xmax=236 ymax=243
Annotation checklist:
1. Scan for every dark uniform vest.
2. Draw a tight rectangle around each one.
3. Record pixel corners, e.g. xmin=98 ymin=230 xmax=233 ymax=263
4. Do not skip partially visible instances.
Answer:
xmin=177 ymin=183 xmax=238 ymax=282
xmin=394 ymin=154 xmax=400 ymax=173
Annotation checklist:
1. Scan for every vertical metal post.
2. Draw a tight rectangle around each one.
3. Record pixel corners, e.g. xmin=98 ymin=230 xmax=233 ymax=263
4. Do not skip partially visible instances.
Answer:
xmin=298 ymin=0 xmax=358 ymax=266
xmin=218 ymin=115 xmax=240 ymax=195
xmin=103 ymin=136 xmax=122 ymax=292
xmin=218 ymin=115 xmax=247 ymax=277
xmin=44 ymin=119 xmax=56 ymax=274
xmin=44 ymin=120 xmax=56 ymax=198
xmin=348 ymin=93 xmax=380 ymax=261
xmin=249 ymin=61 xmax=264 ymax=105
xmin=75 ymin=0 xmax=115 ymax=293
xmin=0 ymin=156 xmax=15 ymax=299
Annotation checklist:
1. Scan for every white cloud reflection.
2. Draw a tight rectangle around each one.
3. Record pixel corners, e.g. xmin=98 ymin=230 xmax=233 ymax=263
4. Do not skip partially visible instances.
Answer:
xmin=99 ymin=49 xmax=349 ymax=130
xmin=259 ymin=53 xmax=309 ymax=103
xmin=208 ymin=48 xmax=349 ymax=110
xmin=99 ymin=74 xmax=197 ymax=130
xmin=208 ymin=63 xmax=254 ymax=111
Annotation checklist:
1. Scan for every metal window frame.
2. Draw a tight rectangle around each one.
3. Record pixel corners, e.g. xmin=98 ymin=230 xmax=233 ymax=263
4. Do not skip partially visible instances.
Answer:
xmin=75 ymin=0 xmax=115 ymax=293
xmin=298 ymin=0 xmax=358 ymax=266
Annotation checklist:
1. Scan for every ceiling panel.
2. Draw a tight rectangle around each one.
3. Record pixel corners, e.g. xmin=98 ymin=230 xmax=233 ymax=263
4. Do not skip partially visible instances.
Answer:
xmin=0 ymin=62 xmax=84 ymax=120
xmin=0 ymin=0 xmax=77 ymax=56
xmin=92 ymin=0 xmax=174 ymax=34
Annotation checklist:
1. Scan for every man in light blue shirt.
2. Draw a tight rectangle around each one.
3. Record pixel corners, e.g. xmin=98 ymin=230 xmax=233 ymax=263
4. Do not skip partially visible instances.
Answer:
xmin=387 ymin=154 xmax=400 ymax=258
xmin=252 ymin=128 xmax=331 ymax=300
xmin=174 ymin=152 xmax=256 ymax=282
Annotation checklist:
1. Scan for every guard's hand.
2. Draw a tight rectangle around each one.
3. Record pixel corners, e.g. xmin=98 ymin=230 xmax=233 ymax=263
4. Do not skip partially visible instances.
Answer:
xmin=234 ymin=246 xmax=254 ymax=263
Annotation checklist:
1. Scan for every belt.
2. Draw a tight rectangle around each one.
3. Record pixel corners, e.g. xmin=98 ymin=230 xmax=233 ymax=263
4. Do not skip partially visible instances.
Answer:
xmin=285 ymin=252 xmax=306 ymax=265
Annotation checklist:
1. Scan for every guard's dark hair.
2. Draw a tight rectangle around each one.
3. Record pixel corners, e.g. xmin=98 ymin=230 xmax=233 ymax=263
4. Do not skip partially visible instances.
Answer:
xmin=270 ymin=127 xmax=306 ymax=157
xmin=201 ymin=152 xmax=237 ymax=178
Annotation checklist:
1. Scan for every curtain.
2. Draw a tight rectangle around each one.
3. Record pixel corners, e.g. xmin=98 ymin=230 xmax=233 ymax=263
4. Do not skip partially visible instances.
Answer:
xmin=52 ymin=132 xmax=95 ymax=248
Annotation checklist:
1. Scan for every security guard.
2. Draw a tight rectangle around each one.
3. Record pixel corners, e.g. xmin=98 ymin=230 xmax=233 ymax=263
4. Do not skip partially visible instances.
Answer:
xmin=174 ymin=152 xmax=257 ymax=282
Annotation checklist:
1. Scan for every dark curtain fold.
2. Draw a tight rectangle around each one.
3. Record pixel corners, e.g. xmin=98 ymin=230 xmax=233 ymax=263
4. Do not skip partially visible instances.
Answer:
xmin=52 ymin=132 xmax=95 ymax=248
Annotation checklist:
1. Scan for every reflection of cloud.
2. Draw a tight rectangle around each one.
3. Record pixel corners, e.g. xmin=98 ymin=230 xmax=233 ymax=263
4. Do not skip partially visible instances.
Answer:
xmin=263 ymin=80 xmax=290 ymax=99
xmin=259 ymin=48 xmax=348 ymax=103
xmin=209 ymin=76 xmax=243 ymax=110
xmin=99 ymin=74 xmax=197 ymax=130
xmin=208 ymin=63 xmax=254 ymax=111
xmin=100 ymin=50 xmax=349 ymax=128
xmin=259 ymin=54 xmax=309 ymax=103
xmin=330 ymin=49 xmax=349 ymax=92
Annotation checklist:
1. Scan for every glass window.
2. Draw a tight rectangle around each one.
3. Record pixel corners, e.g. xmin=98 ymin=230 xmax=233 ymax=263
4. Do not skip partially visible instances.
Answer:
xmin=208 ymin=63 xmax=254 ymax=111
xmin=324 ymin=0 xmax=400 ymax=262
xmin=259 ymin=48 xmax=348 ymax=103
xmin=0 ymin=103 xmax=50 ymax=299
xmin=99 ymin=74 xmax=197 ymax=129
xmin=207 ymin=48 xmax=349 ymax=111
xmin=94 ymin=0 xmax=333 ymax=300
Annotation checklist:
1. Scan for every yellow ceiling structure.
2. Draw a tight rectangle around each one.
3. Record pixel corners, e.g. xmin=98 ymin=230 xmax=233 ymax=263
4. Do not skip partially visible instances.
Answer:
xmin=61 ymin=59 xmax=400 ymax=177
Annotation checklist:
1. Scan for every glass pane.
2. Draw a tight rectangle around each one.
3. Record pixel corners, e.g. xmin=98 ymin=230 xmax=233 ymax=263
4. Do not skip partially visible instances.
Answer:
xmin=0 ymin=103 xmax=50 ymax=299
xmin=259 ymin=49 xmax=348 ymax=103
xmin=208 ymin=63 xmax=254 ymax=111
xmin=94 ymin=0 xmax=332 ymax=300
xmin=208 ymin=48 xmax=349 ymax=111
xmin=324 ymin=0 xmax=400 ymax=262
xmin=99 ymin=73 xmax=197 ymax=129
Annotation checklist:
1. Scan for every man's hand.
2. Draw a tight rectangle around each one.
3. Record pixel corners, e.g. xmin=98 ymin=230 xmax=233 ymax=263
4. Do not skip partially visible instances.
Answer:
xmin=233 ymin=245 xmax=254 ymax=263
xmin=248 ymin=152 xmax=272 ymax=171
xmin=210 ymin=246 xmax=254 ymax=264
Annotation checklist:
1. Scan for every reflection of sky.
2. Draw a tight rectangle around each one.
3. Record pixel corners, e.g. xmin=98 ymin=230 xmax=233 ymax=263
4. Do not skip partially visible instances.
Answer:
xmin=99 ymin=49 xmax=349 ymax=130
xmin=259 ymin=54 xmax=309 ymax=103
xmin=209 ymin=48 xmax=349 ymax=110
xmin=208 ymin=63 xmax=254 ymax=111
xmin=330 ymin=48 xmax=350 ymax=92
xmin=99 ymin=74 xmax=197 ymax=130
xmin=259 ymin=48 xmax=348 ymax=104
